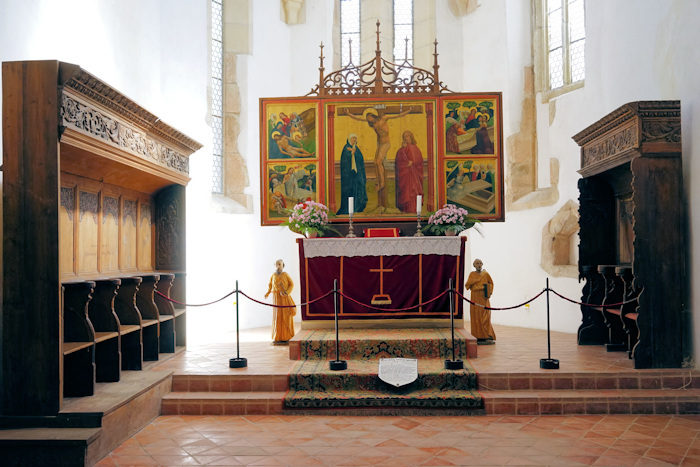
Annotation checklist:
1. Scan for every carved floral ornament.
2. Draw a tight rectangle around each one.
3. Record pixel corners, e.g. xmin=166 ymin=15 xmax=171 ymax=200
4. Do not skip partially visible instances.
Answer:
xmin=61 ymin=94 xmax=190 ymax=175
xmin=582 ymin=126 xmax=638 ymax=167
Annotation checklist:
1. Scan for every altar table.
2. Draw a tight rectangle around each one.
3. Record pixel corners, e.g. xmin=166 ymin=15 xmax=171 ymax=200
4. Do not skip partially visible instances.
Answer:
xmin=297 ymin=236 xmax=465 ymax=325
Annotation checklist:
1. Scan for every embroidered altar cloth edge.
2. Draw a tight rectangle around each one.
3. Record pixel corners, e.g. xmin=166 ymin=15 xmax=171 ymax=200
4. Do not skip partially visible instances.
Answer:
xmin=302 ymin=236 xmax=463 ymax=258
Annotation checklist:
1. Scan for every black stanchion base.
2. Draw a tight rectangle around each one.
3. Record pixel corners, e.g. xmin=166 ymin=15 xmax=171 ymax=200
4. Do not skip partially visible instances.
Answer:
xmin=229 ymin=357 xmax=248 ymax=368
xmin=444 ymin=359 xmax=464 ymax=370
xmin=329 ymin=360 xmax=347 ymax=371
xmin=540 ymin=358 xmax=559 ymax=369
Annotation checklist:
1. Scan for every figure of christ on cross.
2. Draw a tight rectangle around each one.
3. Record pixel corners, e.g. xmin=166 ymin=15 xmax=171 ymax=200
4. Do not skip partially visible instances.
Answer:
xmin=343 ymin=105 xmax=415 ymax=214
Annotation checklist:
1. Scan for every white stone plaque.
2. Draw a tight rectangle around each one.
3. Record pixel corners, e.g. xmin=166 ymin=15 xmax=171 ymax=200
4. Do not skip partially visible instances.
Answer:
xmin=378 ymin=358 xmax=418 ymax=387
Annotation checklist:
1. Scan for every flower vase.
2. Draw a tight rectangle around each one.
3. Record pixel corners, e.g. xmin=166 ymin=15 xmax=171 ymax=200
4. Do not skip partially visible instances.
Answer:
xmin=444 ymin=228 xmax=457 ymax=236
xmin=305 ymin=230 xmax=318 ymax=239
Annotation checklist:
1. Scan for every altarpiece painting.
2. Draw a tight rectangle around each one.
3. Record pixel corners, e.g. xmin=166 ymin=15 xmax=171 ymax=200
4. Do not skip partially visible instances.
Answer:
xmin=260 ymin=29 xmax=504 ymax=226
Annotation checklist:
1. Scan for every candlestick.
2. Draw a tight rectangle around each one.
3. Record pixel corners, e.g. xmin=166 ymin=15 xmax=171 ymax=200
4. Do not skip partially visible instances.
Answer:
xmin=414 ymin=212 xmax=424 ymax=237
xmin=346 ymin=212 xmax=357 ymax=238
xmin=414 ymin=194 xmax=424 ymax=236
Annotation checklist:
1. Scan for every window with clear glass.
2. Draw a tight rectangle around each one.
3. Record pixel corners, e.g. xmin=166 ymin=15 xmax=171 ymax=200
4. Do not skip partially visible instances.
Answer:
xmin=393 ymin=0 xmax=413 ymax=81
xmin=211 ymin=0 xmax=224 ymax=194
xmin=340 ymin=0 xmax=360 ymax=67
xmin=547 ymin=0 xmax=585 ymax=91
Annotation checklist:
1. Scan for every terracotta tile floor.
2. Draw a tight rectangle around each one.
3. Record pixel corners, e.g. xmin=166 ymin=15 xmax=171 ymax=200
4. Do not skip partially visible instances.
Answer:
xmin=153 ymin=323 xmax=641 ymax=377
xmin=97 ymin=414 xmax=700 ymax=466
xmin=97 ymin=324 xmax=700 ymax=465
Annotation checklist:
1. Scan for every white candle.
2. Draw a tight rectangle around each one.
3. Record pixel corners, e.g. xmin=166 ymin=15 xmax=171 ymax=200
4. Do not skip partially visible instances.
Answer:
xmin=416 ymin=195 xmax=422 ymax=214
xmin=348 ymin=197 xmax=354 ymax=215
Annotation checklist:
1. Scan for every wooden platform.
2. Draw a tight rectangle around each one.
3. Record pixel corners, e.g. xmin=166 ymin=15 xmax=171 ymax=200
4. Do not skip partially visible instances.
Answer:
xmin=0 ymin=350 xmax=183 ymax=466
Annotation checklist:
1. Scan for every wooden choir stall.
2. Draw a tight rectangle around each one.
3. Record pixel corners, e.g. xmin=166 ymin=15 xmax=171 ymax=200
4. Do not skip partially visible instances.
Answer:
xmin=1 ymin=59 xmax=201 ymax=428
xmin=573 ymin=101 xmax=688 ymax=369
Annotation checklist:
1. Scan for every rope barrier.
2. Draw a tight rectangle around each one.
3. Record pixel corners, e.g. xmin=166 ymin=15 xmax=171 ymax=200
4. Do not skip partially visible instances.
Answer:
xmin=154 ymin=289 xmax=236 ymax=307
xmin=154 ymin=283 xmax=633 ymax=314
xmin=549 ymin=288 xmax=639 ymax=308
xmin=338 ymin=289 xmax=449 ymax=312
xmin=456 ymin=289 xmax=547 ymax=310
xmin=237 ymin=289 xmax=333 ymax=308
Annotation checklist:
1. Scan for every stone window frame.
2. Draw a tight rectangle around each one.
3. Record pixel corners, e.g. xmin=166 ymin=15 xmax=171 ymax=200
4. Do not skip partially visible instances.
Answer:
xmin=210 ymin=0 xmax=253 ymax=213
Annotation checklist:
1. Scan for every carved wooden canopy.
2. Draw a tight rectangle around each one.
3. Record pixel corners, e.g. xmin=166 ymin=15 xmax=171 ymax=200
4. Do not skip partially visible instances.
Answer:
xmin=573 ymin=101 xmax=681 ymax=178
xmin=57 ymin=62 xmax=202 ymax=191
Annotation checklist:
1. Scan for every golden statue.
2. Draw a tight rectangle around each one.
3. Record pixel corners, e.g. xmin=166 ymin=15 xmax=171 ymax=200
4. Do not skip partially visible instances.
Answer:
xmin=265 ymin=259 xmax=297 ymax=344
xmin=465 ymin=258 xmax=496 ymax=344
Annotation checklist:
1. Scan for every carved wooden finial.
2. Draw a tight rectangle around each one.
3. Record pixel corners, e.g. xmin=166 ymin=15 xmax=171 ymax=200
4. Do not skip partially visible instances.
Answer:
xmin=319 ymin=42 xmax=325 ymax=71
xmin=433 ymin=39 xmax=440 ymax=91
xmin=376 ymin=20 xmax=381 ymax=52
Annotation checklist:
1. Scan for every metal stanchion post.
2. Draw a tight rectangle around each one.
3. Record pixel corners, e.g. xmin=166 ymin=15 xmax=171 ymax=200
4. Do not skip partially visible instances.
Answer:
xmin=540 ymin=278 xmax=559 ymax=369
xmin=329 ymin=279 xmax=347 ymax=371
xmin=445 ymin=278 xmax=464 ymax=370
xmin=229 ymin=280 xmax=248 ymax=368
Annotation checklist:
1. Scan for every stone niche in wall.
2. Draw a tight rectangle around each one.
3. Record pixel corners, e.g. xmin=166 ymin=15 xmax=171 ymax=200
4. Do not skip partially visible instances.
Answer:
xmin=541 ymin=199 xmax=579 ymax=278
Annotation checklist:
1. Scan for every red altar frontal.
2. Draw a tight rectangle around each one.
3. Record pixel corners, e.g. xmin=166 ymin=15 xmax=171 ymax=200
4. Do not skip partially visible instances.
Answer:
xmin=297 ymin=237 xmax=465 ymax=325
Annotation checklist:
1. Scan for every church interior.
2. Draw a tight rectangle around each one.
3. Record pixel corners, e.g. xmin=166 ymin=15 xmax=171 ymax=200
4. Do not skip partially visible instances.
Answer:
xmin=1 ymin=0 xmax=699 ymax=465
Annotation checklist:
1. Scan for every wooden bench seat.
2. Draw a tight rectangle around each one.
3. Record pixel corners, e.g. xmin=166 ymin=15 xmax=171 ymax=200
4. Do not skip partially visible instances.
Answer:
xmin=94 ymin=331 xmax=120 ymax=343
xmin=120 ymin=324 xmax=141 ymax=335
xmin=62 ymin=341 xmax=94 ymax=355
xmin=62 ymin=281 xmax=96 ymax=397
xmin=89 ymin=279 xmax=122 ymax=383
xmin=60 ymin=271 xmax=185 ymax=395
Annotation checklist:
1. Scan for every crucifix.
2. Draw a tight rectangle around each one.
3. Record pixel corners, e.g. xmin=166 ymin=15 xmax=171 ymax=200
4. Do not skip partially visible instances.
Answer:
xmin=370 ymin=256 xmax=393 ymax=305
xmin=342 ymin=105 xmax=421 ymax=214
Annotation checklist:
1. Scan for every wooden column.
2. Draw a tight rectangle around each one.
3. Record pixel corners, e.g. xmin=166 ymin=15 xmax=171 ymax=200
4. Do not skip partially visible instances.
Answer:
xmin=2 ymin=61 xmax=62 ymax=415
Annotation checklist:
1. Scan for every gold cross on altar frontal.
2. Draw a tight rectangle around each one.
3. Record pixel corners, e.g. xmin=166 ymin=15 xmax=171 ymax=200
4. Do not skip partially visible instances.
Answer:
xmin=370 ymin=256 xmax=393 ymax=305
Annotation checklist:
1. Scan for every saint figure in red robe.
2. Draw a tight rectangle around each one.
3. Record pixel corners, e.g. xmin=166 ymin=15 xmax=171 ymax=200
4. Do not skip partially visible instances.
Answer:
xmin=394 ymin=131 xmax=424 ymax=213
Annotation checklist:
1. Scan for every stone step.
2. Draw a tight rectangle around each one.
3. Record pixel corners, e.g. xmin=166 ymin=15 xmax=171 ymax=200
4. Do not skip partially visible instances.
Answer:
xmin=291 ymin=328 xmax=470 ymax=361
xmin=161 ymin=391 xmax=287 ymax=415
xmin=477 ymin=370 xmax=700 ymax=391
xmin=285 ymin=387 xmax=484 ymax=411
xmin=171 ymin=374 xmax=288 ymax=392
xmin=0 ymin=427 xmax=101 ymax=466
xmin=481 ymin=388 xmax=700 ymax=415
xmin=290 ymin=358 xmax=477 ymax=392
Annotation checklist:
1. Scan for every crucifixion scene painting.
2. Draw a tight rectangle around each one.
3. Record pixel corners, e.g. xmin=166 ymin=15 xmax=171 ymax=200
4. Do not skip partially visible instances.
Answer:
xmin=330 ymin=101 xmax=430 ymax=218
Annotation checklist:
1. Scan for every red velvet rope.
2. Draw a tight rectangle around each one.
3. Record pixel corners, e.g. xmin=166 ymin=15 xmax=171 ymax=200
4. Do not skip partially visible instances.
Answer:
xmin=549 ymin=288 xmax=637 ymax=308
xmin=154 ymin=289 xmax=235 ymax=307
xmin=338 ymin=289 xmax=449 ymax=312
xmin=154 ymin=285 xmax=637 ymax=313
xmin=237 ymin=289 xmax=333 ymax=308
xmin=456 ymin=289 xmax=546 ymax=310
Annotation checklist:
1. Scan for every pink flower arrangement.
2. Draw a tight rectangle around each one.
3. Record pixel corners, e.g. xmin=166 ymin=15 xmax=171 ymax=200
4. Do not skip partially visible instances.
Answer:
xmin=423 ymin=203 xmax=479 ymax=235
xmin=282 ymin=200 xmax=332 ymax=236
